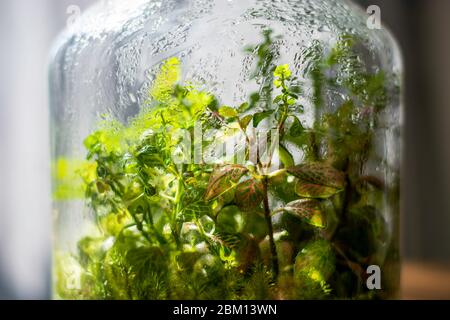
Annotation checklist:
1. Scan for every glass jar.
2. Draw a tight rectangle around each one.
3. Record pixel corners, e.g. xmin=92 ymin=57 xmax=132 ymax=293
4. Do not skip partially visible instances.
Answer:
xmin=50 ymin=0 xmax=402 ymax=300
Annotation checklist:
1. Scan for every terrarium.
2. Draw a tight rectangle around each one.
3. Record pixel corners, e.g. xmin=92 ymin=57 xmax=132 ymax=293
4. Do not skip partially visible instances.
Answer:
xmin=49 ymin=0 xmax=402 ymax=300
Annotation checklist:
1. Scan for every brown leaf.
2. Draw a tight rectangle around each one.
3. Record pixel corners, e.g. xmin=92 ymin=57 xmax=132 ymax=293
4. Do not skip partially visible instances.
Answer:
xmin=288 ymin=163 xmax=345 ymax=189
xmin=288 ymin=163 xmax=345 ymax=199
xmin=234 ymin=179 xmax=264 ymax=211
xmin=238 ymin=235 xmax=260 ymax=273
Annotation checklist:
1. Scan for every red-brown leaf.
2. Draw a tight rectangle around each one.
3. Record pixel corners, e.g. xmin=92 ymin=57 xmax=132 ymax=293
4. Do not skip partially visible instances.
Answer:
xmin=234 ymin=179 xmax=264 ymax=211
xmin=287 ymin=163 xmax=345 ymax=189
xmin=288 ymin=162 xmax=345 ymax=199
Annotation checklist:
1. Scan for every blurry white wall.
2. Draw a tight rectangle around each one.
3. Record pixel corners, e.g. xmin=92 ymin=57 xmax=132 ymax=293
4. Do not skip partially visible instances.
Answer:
xmin=0 ymin=0 xmax=95 ymax=300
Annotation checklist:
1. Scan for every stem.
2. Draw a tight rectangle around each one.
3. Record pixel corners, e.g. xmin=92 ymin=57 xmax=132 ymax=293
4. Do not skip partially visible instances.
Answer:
xmin=330 ymin=158 xmax=352 ymax=243
xmin=332 ymin=242 xmax=366 ymax=283
xmin=277 ymin=104 xmax=289 ymax=134
xmin=123 ymin=195 xmax=152 ymax=244
xmin=129 ymin=210 xmax=152 ymax=244
xmin=340 ymin=158 xmax=352 ymax=223
xmin=171 ymin=171 xmax=184 ymax=249
xmin=117 ymin=223 xmax=137 ymax=238
xmin=262 ymin=176 xmax=279 ymax=278
xmin=144 ymin=208 xmax=167 ymax=245
xmin=266 ymin=107 xmax=289 ymax=168
xmin=309 ymin=129 xmax=320 ymax=161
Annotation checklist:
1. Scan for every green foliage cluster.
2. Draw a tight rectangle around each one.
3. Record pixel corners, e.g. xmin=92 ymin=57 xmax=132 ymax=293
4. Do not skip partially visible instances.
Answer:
xmin=54 ymin=31 xmax=397 ymax=300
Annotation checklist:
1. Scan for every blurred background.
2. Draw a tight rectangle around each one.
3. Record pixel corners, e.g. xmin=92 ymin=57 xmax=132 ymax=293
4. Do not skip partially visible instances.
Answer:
xmin=0 ymin=0 xmax=449 ymax=299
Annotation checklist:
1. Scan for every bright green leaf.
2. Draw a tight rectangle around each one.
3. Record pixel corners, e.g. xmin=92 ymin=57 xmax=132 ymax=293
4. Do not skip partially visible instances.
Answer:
xmin=278 ymin=144 xmax=294 ymax=168
xmin=219 ymin=106 xmax=239 ymax=118
xmin=274 ymin=79 xmax=283 ymax=88
xmin=274 ymin=64 xmax=292 ymax=79
xmin=287 ymin=97 xmax=296 ymax=105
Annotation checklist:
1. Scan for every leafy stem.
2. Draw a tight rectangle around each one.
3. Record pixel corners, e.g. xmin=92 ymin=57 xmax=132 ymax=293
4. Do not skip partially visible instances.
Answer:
xmin=261 ymin=176 xmax=279 ymax=278
xmin=171 ymin=174 xmax=184 ymax=249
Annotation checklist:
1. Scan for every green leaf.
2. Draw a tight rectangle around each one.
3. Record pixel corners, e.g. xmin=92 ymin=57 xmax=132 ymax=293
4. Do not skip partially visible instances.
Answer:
xmin=288 ymin=163 xmax=345 ymax=199
xmin=135 ymin=137 xmax=165 ymax=168
xmin=278 ymin=144 xmax=294 ymax=168
xmin=273 ymin=79 xmax=283 ymax=88
xmin=287 ymin=92 xmax=299 ymax=99
xmin=182 ymin=201 xmax=211 ymax=219
xmin=219 ymin=106 xmax=238 ymax=118
xmin=294 ymin=182 xmax=342 ymax=199
xmin=239 ymin=115 xmax=253 ymax=131
xmin=216 ymin=206 xmax=244 ymax=234
xmin=286 ymin=97 xmax=296 ymax=105
xmin=238 ymin=102 xmax=250 ymax=113
xmin=205 ymin=165 xmax=248 ymax=202
xmin=249 ymin=93 xmax=261 ymax=109
xmin=294 ymin=239 xmax=335 ymax=286
xmin=234 ymin=179 xmax=264 ymax=212
xmin=77 ymin=237 xmax=106 ymax=268
xmin=253 ymin=110 xmax=274 ymax=127
xmin=273 ymin=95 xmax=283 ymax=104
xmin=283 ymin=199 xmax=326 ymax=228
xmin=335 ymin=205 xmax=387 ymax=258
xmin=290 ymin=116 xmax=304 ymax=137
xmin=144 ymin=185 xmax=157 ymax=197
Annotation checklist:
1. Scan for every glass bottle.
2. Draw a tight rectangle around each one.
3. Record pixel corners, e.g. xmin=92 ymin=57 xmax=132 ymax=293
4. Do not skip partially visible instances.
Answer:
xmin=50 ymin=0 xmax=402 ymax=300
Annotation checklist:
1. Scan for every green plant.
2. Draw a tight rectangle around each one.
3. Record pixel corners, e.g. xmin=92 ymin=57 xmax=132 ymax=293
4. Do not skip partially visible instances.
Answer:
xmin=53 ymin=31 xmax=398 ymax=300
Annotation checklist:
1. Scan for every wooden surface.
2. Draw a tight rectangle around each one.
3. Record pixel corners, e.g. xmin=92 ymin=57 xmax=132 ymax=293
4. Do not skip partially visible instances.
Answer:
xmin=402 ymin=262 xmax=450 ymax=300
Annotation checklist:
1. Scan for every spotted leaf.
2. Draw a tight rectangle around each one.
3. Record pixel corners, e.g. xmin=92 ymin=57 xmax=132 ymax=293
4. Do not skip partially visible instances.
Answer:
xmin=283 ymin=199 xmax=326 ymax=228
xmin=288 ymin=163 xmax=345 ymax=198
xmin=205 ymin=165 xmax=248 ymax=202
xmin=294 ymin=182 xmax=343 ymax=199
